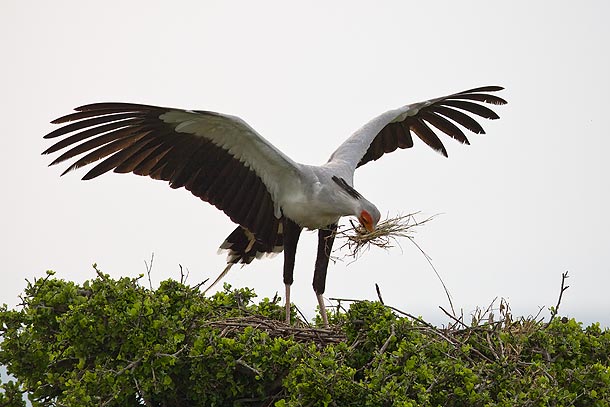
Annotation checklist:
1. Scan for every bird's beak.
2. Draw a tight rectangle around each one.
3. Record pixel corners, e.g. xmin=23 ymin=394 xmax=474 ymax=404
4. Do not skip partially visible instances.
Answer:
xmin=359 ymin=217 xmax=375 ymax=233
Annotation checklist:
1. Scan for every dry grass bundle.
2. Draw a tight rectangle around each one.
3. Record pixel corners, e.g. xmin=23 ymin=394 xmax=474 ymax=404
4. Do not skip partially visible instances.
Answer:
xmin=334 ymin=212 xmax=437 ymax=260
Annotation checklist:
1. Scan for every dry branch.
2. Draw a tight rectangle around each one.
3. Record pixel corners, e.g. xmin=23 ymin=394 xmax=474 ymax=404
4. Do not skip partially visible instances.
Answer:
xmin=545 ymin=271 xmax=570 ymax=328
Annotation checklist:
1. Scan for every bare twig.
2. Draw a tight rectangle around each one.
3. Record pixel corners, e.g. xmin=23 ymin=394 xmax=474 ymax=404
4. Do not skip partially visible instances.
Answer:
xmin=545 ymin=271 xmax=570 ymax=328
xmin=156 ymin=345 xmax=188 ymax=359
xmin=532 ymin=306 xmax=545 ymax=324
xmin=114 ymin=358 xmax=142 ymax=377
xmin=294 ymin=303 xmax=314 ymax=328
xmin=439 ymin=305 xmax=468 ymax=329
xmin=191 ymin=278 xmax=209 ymax=292
xmin=406 ymin=236 xmax=455 ymax=316
xmin=144 ymin=253 xmax=154 ymax=290
xmin=179 ymin=264 xmax=190 ymax=284
xmin=328 ymin=296 xmax=435 ymax=329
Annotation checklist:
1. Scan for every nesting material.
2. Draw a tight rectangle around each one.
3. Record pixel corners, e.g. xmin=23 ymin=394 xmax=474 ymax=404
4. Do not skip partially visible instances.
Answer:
xmin=334 ymin=212 xmax=436 ymax=259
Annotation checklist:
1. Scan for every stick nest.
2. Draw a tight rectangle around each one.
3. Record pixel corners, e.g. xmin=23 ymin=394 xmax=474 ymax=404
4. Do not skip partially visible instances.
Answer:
xmin=206 ymin=316 xmax=346 ymax=345
xmin=334 ymin=212 xmax=436 ymax=259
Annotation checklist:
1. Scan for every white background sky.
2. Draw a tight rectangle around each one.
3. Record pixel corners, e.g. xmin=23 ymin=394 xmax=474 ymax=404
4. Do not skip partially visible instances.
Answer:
xmin=2 ymin=1 xmax=609 ymax=327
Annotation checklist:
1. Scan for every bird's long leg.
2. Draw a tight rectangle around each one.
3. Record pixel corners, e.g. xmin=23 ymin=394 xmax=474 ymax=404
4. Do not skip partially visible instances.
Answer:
xmin=282 ymin=218 xmax=302 ymax=324
xmin=313 ymin=223 xmax=338 ymax=328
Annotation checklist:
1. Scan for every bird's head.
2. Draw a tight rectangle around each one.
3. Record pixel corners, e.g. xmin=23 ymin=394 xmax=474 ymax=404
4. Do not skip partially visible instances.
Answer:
xmin=331 ymin=176 xmax=381 ymax=232
xmin=358 ymin=203 xmax=381 ymax=233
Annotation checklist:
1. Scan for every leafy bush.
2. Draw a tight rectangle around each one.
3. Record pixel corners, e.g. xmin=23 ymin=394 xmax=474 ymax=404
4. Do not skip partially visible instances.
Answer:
xmin=1 ymin=270 xmax=609 ymax=406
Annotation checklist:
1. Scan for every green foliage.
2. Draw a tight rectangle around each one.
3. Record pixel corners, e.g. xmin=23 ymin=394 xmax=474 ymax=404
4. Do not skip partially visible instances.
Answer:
xmin=1 ymin=270 xmax=609 ymax=406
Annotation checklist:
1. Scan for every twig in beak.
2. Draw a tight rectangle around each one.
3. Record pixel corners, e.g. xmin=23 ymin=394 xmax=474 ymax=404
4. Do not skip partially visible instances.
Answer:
xmin=334 ymin=212 xmax=437 ymax=260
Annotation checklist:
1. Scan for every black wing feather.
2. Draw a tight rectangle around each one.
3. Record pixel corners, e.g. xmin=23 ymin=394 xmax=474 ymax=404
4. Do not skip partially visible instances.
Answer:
xmin=43 ymin=103 xmax=282 ymax=259
xmin=357 ymin=86 xmax=505 ymax=167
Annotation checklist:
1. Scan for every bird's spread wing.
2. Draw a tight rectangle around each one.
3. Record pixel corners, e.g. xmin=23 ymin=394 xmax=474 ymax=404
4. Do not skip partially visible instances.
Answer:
xmin=328 ymin=86 xmax=507 ymax=171
xmin=43 ymin=103 xmax=303 ymax=246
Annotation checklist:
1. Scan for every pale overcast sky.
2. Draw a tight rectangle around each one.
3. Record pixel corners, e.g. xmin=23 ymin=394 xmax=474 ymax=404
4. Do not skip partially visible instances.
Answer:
xmin=2 ymin=1 xmax=609 ymax=327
